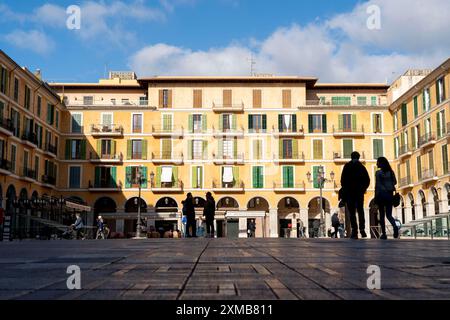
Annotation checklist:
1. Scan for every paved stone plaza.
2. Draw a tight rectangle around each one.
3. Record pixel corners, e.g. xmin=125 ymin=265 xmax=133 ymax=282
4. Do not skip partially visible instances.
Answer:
xmin=0 ymin=239 xmax=449 ymax=300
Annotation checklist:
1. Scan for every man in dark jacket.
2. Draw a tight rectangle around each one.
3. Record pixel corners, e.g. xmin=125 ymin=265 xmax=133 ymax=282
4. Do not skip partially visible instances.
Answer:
xmin=340 ymin=152 xmax=370 ymax=239
xmin=183 ymin=193 xmax=196 ymax=237
xmin=203 ymin=192 xmax=216 ymax=238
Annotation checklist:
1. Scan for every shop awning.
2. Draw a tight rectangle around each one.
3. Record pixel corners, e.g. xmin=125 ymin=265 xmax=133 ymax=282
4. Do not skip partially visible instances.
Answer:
xmin=222 ymin=166 xmax=234 ymax=183
xmin=161 ymin=166 xmax=173 ymax=183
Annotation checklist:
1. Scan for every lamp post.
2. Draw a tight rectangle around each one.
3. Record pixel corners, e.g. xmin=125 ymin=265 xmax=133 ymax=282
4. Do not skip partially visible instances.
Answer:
xmin=134 ymin=166 xmax=148 ymax=239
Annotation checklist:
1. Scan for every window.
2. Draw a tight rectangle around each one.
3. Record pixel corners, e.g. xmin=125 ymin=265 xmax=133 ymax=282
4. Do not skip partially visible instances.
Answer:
xmin=0 ymin=66 xmax=7 ymax=94
xmin=94 ymin=167 xmax=117 ymax=188
xmin=413 ymin=96 xmax=418 ymax=118
xmin=252 ymin=139 xmax=263 ymax=160
xmin=161 ymin=89 xmax=171 ymax=108
xmin=443 ymin=145 xmax=449 ymax=174
xmin=425 ymin=118 xmax=431 ymax=135
xmin=67 ymin=140 xmax=85 ymax=160
xmin=339 ymin=114 xmax=354 ymax=132
xmin=412 ymin=125 xmax=419 ymax=149
xmin=101 ymin=113 xmax=113 ymax=126
xmin=23 ymin=150 xmax=29 ymax=171
xmin=0 ymin=140 xmax=4 ymax=161
xmin=71 ymin=113 xmax=82 ymax=133
xmin=37 ymin=96 xmax=41 ymax=116
xmin=222 ymin=139 xmax=234 ymax=159
xmin=162 ymin=114 xmax=172 ymax=131
xmin=371 ymin=96 xmax=377 ymax=106
xmin=46 ymin=103 xmax=55 ymax=125
xmin=248 ymin=114 xmax=267 ymax=133
xmin=282 ymin=139 xmax=293 ymax=159
xmin=437 ymin=110 xmax=446 ymax=138
xmin=24 ymin=86 xmax=31 ymax=109
xmin=373 ymin=139 xmax=384 ymax=159
xmin=192 ymin=166 xmax=203 ymax=188
xmin=11 ymin=145 xmax=16 ymax=173
xmin=428 ymin=151 xmax=434 ymax=171
xmin=35 ymin=124 xmax=43 ymax=149
xmin=11 ymin=109 xmax=20 ymax=137
xmin=0 ymin=100 xmax=4 ymax=120
xmin=161 ymin=139 xmax=172 ymax=159
xmin=282 ymin=166 xmax=294 ymax=188
xmin=252 ymin=166 xmax=264 ymax=188
xmin=83 ymin=96 xmax=94 ymax=105
xmin=343 ymin=139 xmax=353 ymax=159
xmin=423 ymin=88 xmax=430 ymax=111
xmin=393 ymin=112 xmax=398 ymax=131
xmin=278 ymin=114 xmax=297 ymax=132
xmin=372 ymin=114 xmax=382 ymax=133
xmin=139 ymin=96 xmax=147 ymax=106
xmin=190 ymin=114 xmax=204 ymax=133
xmin=357 ymin=97 xmax=367 ymax=106
xmin=13 ymin=78 xmax=19 ymax=102
xmin=394 ymin=137 xmax=399 ymax=158
xmin=313 ymin=139 xmax=323 ymax=160
xmin=126 ymin=166 xmax=148 ymax=188
xmin=401 ymin=103 xmax=408 ymax=127
xmin=69 ymin=166 xmax=81 ymax=189
xmin=332 ymin=96 xmax=351 ymax=106
xmin=436 ymin=77 xmax=446 ymax=105
xmin=192 ymin=140 xmax=204 ymax=160
xmin=101 ymin=140 xmax=113 ymax=156
xmin=132 ymin=140 xmax=143 ymax=159
xmin=132 ymin=114 xmax=143 ymax=133
xmin=221 ymin=166 xmax=236 ymax=187
xmin=308 ymin=114 xmax=327 ymax=133
xmin=34 ymin=156 xmax=39 ymax=179
xmin=417 ymin=156 xmax=422 ymax=180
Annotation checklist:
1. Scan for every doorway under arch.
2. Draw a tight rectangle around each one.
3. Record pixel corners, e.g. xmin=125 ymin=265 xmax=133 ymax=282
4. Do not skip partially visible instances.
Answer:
xmin=307 ymin=197 xmax=330 ymax=238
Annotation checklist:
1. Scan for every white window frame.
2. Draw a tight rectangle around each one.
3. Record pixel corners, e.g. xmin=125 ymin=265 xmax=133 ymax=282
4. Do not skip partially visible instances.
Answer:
xmin=190 ymin=165 xmax=204 ymax=189
xmin=101 ymin=112 xmax=114 ymax=126
xmin=371 ymin=112 xmax=384 ymax=133
xmin=131 ymin=113 xmax=144 ymax=134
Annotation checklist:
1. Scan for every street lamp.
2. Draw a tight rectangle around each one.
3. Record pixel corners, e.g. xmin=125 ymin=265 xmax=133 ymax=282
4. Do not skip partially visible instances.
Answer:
xmin=134 ymin=166 xmax=146 ymax=239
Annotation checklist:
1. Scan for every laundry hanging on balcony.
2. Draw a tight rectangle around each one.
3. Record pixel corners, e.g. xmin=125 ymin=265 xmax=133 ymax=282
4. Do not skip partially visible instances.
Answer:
xmin=161 ymin=166 xmax=173 ymax=183
xmin=222 ymin=166 xmax=234 ymax=183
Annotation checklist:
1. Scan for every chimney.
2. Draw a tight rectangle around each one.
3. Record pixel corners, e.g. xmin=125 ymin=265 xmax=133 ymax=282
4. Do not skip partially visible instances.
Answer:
xmin=35 ymin=69 xmax=42 ymax=80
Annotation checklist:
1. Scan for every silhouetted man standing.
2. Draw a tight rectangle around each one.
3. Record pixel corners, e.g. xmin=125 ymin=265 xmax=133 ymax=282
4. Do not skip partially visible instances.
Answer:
xmin=341 ymin=152 xmax=370 ymax=239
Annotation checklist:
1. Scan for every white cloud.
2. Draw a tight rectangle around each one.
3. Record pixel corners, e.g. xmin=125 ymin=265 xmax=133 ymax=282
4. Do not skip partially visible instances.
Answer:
xmin=4 ymin=30 xmax=55 ymax=55
xmin=129 ymin=0 xmax=450 ymax=82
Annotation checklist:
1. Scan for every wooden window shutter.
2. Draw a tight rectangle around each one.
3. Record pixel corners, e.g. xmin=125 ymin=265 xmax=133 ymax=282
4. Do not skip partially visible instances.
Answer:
xmin=282 ymin=90 xmax=291 ymax=108
xmin=253 ymin=90 xmax=261 ymax=108
xmin=223 ymin=90 xmax=232 ymax=107
xmin=159 ymin=90 xmax=164 ymax=108
xmin=167 ymin=90 xmax=172 ymax=108
xmin=193 ymin=89 xmax=202 ymax=108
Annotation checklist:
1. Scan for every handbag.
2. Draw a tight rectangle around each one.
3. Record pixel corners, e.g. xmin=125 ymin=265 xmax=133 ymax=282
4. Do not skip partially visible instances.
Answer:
xmin=391 ymin=171 xmax=401 ymax=208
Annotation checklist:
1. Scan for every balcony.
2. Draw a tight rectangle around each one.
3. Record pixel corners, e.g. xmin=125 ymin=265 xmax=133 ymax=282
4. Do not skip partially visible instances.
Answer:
xmin=44 ymin=143 xmax=58 ymax=158
xmin=273 ymin=152 xmax=305 ymax=164
xmin=0 ymin=159 xmax=12 ymax=176
xmin=66 ymin=99 xmax=156 ymax=109
xmin=151 ymin=152 xmax=184 ymax=165
xmin=212 ymin=180 xmax=245 ymax=193
xmin=418 ymin=132 xmax=437 ymax=149
xmin=272 ymin=125 xmax=305 ymax=138
xmin=332 ymin=125 xmax=365 ymax=137
xmin=300 ymin=99 xmax=388 ymax=108
xmin=0 ymin=118 xmax=13 ymax=136
xmin=90 ymin=152 xmax=124 ymax=164
xmin=22 ymin=168 xmax=37 ymax=182
xmin=89 ymin=180 xmax=123 ymax=192
xmin=447 ymin=123 xmax=450 ymax=137
xmin=398 ymin=145 xmax=413 ymax=159
xmin=151 ymin=181 xmax=184 ymax=193
xmin=212 ymin=126 xmax=244 ymax=138
xmin=212 ymin=102 xmax=244 ymax=113
xmin=213 ymin=153 xmax=245 ymax=165
xmin=151 ymin=125 xmax=184 ymax=138
xmin=420 ymin=169 xmax=438 ymax=184
xmin=42 ymin=175 xmax=56 ymax=188
xmin=333 ymin=151 xmax=366 ymax=164
xmin=90 ymin=124 xmax=124 ymax=137
xmin=273 ymin=182 xmax=306 ymax=193
xmin=21 ymin=132 xmax=38 ymax=148
xmin=399 ymin=176 xmax=414 ymax=190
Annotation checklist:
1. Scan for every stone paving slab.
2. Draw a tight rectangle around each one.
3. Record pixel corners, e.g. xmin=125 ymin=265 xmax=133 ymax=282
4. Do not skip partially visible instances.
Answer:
xmin=0 ymin=239 xmax=450 ymax=300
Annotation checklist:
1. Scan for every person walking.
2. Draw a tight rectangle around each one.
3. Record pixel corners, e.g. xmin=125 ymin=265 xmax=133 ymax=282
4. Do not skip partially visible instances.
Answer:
xmin=72 ymin=213 xmax=84 ymax=240
xmin=331 ymin=212 xmax=340 ymax=238
xmin=203 ymin=192 xmax=216 ymax=238
xmin=375 ymin=157 xmax=399 ymax=240
xmin=341 ymin=151 xmax=370 ymax=239
xmin=96 ymin=215 xmax=105 ymax=239
xmin=183 ymin=193 xmax=196 ymax=238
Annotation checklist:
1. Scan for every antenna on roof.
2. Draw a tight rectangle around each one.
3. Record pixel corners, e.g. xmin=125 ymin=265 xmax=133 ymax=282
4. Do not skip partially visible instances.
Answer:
xmin=247 ymin=54 xmax=256 ymax=76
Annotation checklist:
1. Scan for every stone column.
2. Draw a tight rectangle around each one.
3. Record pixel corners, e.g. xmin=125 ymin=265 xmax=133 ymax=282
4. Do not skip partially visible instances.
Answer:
xmin=116 ymin=219 xmax=124 ymax=233
xmin=404 ymin=206 xmax=412 ymax=224
xmin=416 ymin=204 xmax=423 ymax=219
xmin=290 ymin=215 xmax=298 ymax=238
xmin=425 ymin=202 xmax=434 ymax=217
xmin=269 ymin=209 xmax=279 ymax=238
xmin=439 ymin=199 xmax=448 ymax=215
xmin=239 ymin=218 xmax=247 ymax=238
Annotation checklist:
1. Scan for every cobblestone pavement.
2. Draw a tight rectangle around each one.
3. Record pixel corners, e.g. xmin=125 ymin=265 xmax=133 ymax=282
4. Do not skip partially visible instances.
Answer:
xmin=0 ymin=239 xmax=449 ymax=300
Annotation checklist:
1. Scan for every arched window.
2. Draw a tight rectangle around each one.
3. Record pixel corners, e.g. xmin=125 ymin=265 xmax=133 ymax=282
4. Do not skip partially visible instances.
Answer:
xmin=408 ymin=193 xmax=415 ymax=221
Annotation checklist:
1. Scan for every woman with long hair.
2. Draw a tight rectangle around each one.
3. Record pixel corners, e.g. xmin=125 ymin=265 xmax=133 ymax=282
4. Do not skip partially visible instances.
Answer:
xmin=375 ymin=157 xmax=399 ymax=239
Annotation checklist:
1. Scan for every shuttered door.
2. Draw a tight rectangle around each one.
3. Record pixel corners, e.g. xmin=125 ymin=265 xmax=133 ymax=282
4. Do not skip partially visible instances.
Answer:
xmin=125 ymin=167 xmax=132 ymax=188
xmin=282 ymin=90 xmax=291 ymax=108
xmin=343 ymin=139 xmax=353 ymax=159
xmin=162 ymin=139 xmax=171 ymax=159
xmin=313 ymin=140 xmax=323 ymax=160
xmin=253 ymin=90 xmax=262 ymax=108
xmin=223 ymin=90 xmax=232 ymax=107
xmin=193 ymin=90 xmax=202 ymax=108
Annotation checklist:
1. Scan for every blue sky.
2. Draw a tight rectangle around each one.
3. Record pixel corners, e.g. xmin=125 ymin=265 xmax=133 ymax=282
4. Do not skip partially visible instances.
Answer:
xmin=0 ymin=0 xmax=449 ymax=83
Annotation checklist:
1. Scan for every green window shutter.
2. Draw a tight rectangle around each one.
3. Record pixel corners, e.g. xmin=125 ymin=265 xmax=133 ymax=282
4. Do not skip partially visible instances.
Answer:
xmin=278 ymin=115 xmax=283 ymax=132
xmin=202 ymin=141 xmax=208 ymax=159
xmin=202 ymin=114 xmax=207 ymax=132
xmin=262 ymin=115 xmax=267 ymax=131
xmin=352 ymin=115 xmax=357 ymax=131
xmin=283 ymin=166 xmax=288 ymax=188
xmin=417 ymin=157 xmax=422 ymax=180
xmin=248 ymin=115 xmax=253 ymax=131
xmin=287 ymin=166 xmax=293 ymax=188
xmin=293 ymin=140 xmax=298 ymax=158
xmin=322 ymin=115 xmax=327 ymax=133
xmin=401 ymin=104 xmax=408 ymax=126
xmin=219 ymin=115 xmax=223 ymax=131
xmin=80 ymin=140 xmax=86 ymax=160
xmin=111 ymin=167 xmax=117 ymax=187
xmin=199 ymin=167 xmax=203 ymax=188
xmin=218 ymin=139 xmax=223 ymax=158
xmin=443 ymin=145 xmax=448 ymax=174
xmin=279 ymin=139 xmax=283 ymax=158
xmin=413 ymin=96 xmax=418 ymax=118
xmin=411 ymin=128 xmax=416 ymax=149
xmin=371 ymin=96 xmax=377 ymax=106
xmin=95 ymin=167 xmax=101 ymax=187
xmin=142 ymin=139 xmax=148 ymax=160
xmin=338 ymin=115 xmax=343 ymax=130
xmin=232 ymin=115 xmax=237 ymax=130
xmin=437 ymin=112 xmax=441 ymax=137
xmin=233 ymin=138 xmax=238 ymax=158
xmin=343 ymin=139 xmax=353 ymax=159
xmin=192 ymin=166 xmax=198 ymax=188
xmin=112 ymin=141 xmax=116 ymax=156
xmin=65 ymin=139 xmax=71 ymax=160
xmin=422 ymin=91 xmax=426 ymax=111
xmin=308 ymin=115 xmax=313 ymax=133
xmin=188 ymin=115 xmax=193 ymax=133
xmin=96 ymin=140 xmax=102 ymax=156
xmin=258 ymin=167 xmax=263 ymax=188
xmin=156 ymin=167 xmax=161 ymax=188
xmin=188 ymin=140 xmax=193 ymax=160
xmin=436 ymin=80 xmax=440 ymax=104
xmin=252 ymin=167 xmax=258 ymax=188
xmin=373 ymin=140 xmax=380 ymax=159
xmin=125 ymin=167 xmax=132 ymax=188
xmin=141 ymin=167 xmax=147 ymax=188
xmin=127 ymin=140 xmax=132 ymax=160
xmin=172 ymin=166 xmax=178 ymax=183
xmin=232 ymin=167 xmax=239 ymax=186
xmin=292 ymin=115 xmax=297 ymax=132
xmin=313 ymin=166 xmax=320 ymax=189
